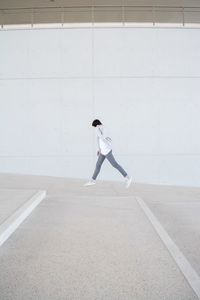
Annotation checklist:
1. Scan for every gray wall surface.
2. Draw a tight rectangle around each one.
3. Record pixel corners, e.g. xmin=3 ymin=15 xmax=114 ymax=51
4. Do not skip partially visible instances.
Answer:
xmin=0 ymin=27 xmax=200 ymax=186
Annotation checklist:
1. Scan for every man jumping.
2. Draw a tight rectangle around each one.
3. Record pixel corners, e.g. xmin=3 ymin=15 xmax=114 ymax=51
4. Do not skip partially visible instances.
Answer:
xmin=84 ymin=119 xmax=132 ymax=188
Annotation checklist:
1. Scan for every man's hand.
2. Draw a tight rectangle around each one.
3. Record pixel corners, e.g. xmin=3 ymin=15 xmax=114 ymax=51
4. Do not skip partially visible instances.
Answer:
xmin=97 ymin=150 xmax=101 ymax=156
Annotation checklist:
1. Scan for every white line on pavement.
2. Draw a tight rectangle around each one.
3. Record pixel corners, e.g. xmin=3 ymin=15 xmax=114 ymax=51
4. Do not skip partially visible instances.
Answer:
xmin=0 ymin=190 xmax=46 ymax=247
xmin=136 ymin=196 xmax=200 ymax=300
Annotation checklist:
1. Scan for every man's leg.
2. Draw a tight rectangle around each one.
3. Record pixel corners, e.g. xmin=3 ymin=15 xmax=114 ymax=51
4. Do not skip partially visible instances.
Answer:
xmin=92 ymin=154 xmax=106 ymax=180
xmin=106 ymin=151 xmax=127 ymax=177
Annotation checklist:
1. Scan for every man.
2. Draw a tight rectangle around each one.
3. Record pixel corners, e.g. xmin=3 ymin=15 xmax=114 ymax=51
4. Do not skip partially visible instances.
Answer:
xmin=84 ymin=119 xmax=132 ymax=188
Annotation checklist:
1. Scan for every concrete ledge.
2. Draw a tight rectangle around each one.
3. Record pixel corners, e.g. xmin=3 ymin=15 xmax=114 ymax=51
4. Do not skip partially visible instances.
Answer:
xmin=0 ymin=190 xmax=46 ymax=247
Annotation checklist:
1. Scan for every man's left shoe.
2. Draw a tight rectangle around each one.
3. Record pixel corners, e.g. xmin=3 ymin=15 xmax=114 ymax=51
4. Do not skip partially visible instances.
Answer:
xmin=125 ymin=176 xmax=132 ymax=188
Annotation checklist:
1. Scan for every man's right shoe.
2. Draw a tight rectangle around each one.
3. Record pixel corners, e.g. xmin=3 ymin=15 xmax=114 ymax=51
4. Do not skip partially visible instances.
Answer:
xmin=84 ymin=180 xmax=96 ymax=186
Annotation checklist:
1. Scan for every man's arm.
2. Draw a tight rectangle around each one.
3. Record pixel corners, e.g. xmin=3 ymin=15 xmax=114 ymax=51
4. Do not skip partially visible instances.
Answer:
xmin=96 ymin=127 xmax=108 ymax=143
xmin=97 ymin=137 xmax=101 ymax=155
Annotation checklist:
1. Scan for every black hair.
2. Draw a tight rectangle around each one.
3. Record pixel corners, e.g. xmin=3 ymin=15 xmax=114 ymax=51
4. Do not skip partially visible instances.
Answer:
xmin=92 ymin=119 xmax=102 ymax=127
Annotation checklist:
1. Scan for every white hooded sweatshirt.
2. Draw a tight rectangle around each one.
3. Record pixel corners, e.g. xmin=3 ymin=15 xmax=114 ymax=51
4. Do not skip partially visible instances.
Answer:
xmin=95 ymin=125 xmax=112 ymax=156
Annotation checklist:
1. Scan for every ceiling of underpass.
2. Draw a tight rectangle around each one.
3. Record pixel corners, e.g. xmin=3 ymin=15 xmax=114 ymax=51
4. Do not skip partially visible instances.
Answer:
xmin=0 ymin=0 xmax=200 ymax=26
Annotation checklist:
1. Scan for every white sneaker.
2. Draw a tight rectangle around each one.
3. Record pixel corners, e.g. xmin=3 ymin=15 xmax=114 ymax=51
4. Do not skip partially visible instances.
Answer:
xmin=84 ymin=180 xmax=96 ymax=186
xmin=125 ymin=176 xmax=132 ymax=188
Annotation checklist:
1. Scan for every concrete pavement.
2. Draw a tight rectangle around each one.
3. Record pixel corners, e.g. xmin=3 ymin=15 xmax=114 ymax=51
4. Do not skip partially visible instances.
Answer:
xmin=0 ymin=189 xmax=37 ymax=225
xmin=0 ymin=173 xmax=200 ymax=299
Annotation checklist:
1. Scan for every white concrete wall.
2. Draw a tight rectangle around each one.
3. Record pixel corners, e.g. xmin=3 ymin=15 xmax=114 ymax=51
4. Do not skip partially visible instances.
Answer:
xmin=0 ymin=27 xmax=200 ymax=186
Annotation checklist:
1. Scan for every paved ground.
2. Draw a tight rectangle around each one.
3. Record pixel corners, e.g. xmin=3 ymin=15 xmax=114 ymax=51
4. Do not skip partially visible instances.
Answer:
xmin=0 ymin=173 xmax=200 ymax=300
xmin=139 ymin=186 xmax=200 ymax=276
xmin=0 ymin=189 xmax=37 ymax=225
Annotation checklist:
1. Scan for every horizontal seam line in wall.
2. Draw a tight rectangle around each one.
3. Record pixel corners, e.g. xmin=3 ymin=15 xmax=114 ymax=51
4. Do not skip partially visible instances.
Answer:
xmin=1 ymin=5 xmax=200 ymax=9
xmin=1 ymin=27 xmax=200 ymax=31
xmin=1 ymin=76 xmax=200 ymax=80
xmin=0 ymin=154 xmax=200 ymax=158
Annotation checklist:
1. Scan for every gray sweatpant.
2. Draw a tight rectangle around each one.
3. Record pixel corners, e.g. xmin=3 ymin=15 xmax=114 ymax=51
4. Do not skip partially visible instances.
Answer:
xmin=92 ymin=150 xmax=127 ymax=180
